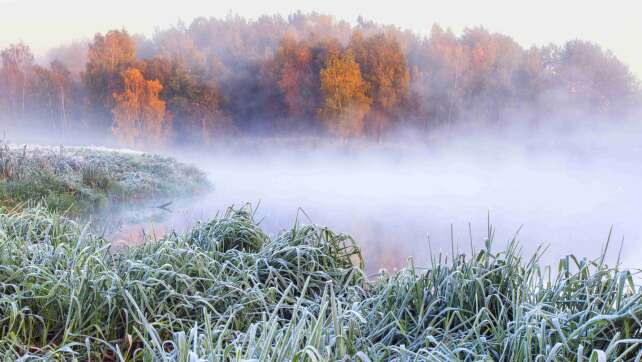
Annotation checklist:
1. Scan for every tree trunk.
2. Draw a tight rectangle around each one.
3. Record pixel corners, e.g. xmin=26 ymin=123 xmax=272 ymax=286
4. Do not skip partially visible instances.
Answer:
xmin=59 ymin=84 xmax=67 ymax=129
xmin=21 ymin=74 xmax=26 ymax=115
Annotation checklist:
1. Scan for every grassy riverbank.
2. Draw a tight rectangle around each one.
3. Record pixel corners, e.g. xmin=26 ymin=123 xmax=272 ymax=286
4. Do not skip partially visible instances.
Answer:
xmin=0 ymin=205 xmax=640 ymax=361
xmin=0 ymin=144 xmax=209 ymax=216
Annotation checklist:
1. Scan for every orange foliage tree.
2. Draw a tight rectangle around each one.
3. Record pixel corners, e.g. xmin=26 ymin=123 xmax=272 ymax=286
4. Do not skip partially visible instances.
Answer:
xmin=83 ymin=30 xmax=137 ymax=128
xmin=350 ymin=32 xmax=409 ymax=139
xmin=275 ymin=34 xmax=321 ymax=119
xmin=112 ymin=68 xmax=169 ymax=147
xmin=319 ymin=51 xmax=371 ymax=139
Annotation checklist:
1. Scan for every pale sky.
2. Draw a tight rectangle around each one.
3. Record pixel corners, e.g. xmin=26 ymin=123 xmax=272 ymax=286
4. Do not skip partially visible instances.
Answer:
xmin=1 ymin=0 xmax=641 ymax=78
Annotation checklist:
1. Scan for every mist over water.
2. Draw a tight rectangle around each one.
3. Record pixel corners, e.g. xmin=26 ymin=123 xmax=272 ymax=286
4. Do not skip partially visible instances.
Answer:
xmin=5 ymin=120 xmax=642 ymax=273
xmin=126 ymin=121 xmax=642 ymax=273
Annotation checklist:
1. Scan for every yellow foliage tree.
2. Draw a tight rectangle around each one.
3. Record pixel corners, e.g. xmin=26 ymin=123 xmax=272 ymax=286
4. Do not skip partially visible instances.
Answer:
xmin=350 ymin=32 xmax=409 ymax=139
xmin=112 ymin=68 xmax=169 ymax=147
xmin=319 ymin=51 xmax=371 ymax=140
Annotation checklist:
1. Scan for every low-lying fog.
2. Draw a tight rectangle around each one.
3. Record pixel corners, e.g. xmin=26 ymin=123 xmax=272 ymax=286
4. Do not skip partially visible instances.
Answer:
xmin=138 ymin=122 xmax=641 ymax=273
xmin=7 ymin=121 xmax=642 ymax=273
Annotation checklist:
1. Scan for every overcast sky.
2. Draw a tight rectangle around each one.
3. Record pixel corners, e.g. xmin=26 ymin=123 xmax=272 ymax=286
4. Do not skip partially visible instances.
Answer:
xmin=1 ymin=0 xmax=641 ymax=78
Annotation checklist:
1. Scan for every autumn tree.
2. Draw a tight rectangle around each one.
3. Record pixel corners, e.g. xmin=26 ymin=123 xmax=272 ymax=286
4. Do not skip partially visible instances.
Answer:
xmin=461 ymin=29 xmax=524 ymax=122
xmin=168 ymin=76 xmax=230 ymax=144
xmin=47 ymin=41 xmax=88 ymax=80
xmin=187 ymin=85 xmax=231 ymax=143
xmin=410 ymin=25 xmax=468 ymax=129
xmin=350 ymin=32 xmax=409 ymax=139
xmin=29 ymin=65 xmax=57 ymax=122
xmin=48 ymin=61 xmax=70 ymax=126
xmin=555 ymin=40 xmax=638 ymax=115
xmin=275 ymin=34 xmax=315 ymax=119
xmin=0 ymin=43 xmax=34 ymax=118
xmin=112 ymin=68 xmax=169 ymax=147
xmin=153 ymin=23 xmax=206 ymax=71
xmin=27 ymin=61 xmax=76 ymax=129
xmin=274 ymin=33 xmax=340 ymax=128
xmin=319 ymin=51 xmax=371 ymax=139
xmin=83 ymin=30 xmax=136 ymax=128
xmin=139 ymin=57 xmax=230 ymax=143
xmin=0 ymin=42 xmax=81 ymax=130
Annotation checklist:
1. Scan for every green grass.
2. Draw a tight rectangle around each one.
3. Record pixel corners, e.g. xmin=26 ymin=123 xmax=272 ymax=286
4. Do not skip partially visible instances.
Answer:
xmin=0 ymin=144 xmax=209 ymax=216
xmin=0 ymin=205 xmax=640 ymax=361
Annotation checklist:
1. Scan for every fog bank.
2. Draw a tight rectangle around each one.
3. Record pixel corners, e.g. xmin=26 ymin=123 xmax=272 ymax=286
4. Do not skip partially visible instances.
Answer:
xmin=133 ymin=122 xmax=642 ymax=273
xmin=5 ymin=119 xmax=642 ymax=273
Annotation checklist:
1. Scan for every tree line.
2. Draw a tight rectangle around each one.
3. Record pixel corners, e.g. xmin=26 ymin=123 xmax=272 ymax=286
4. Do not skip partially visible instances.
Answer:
xmin=1 ymin=13 xmax=640 ymax=147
